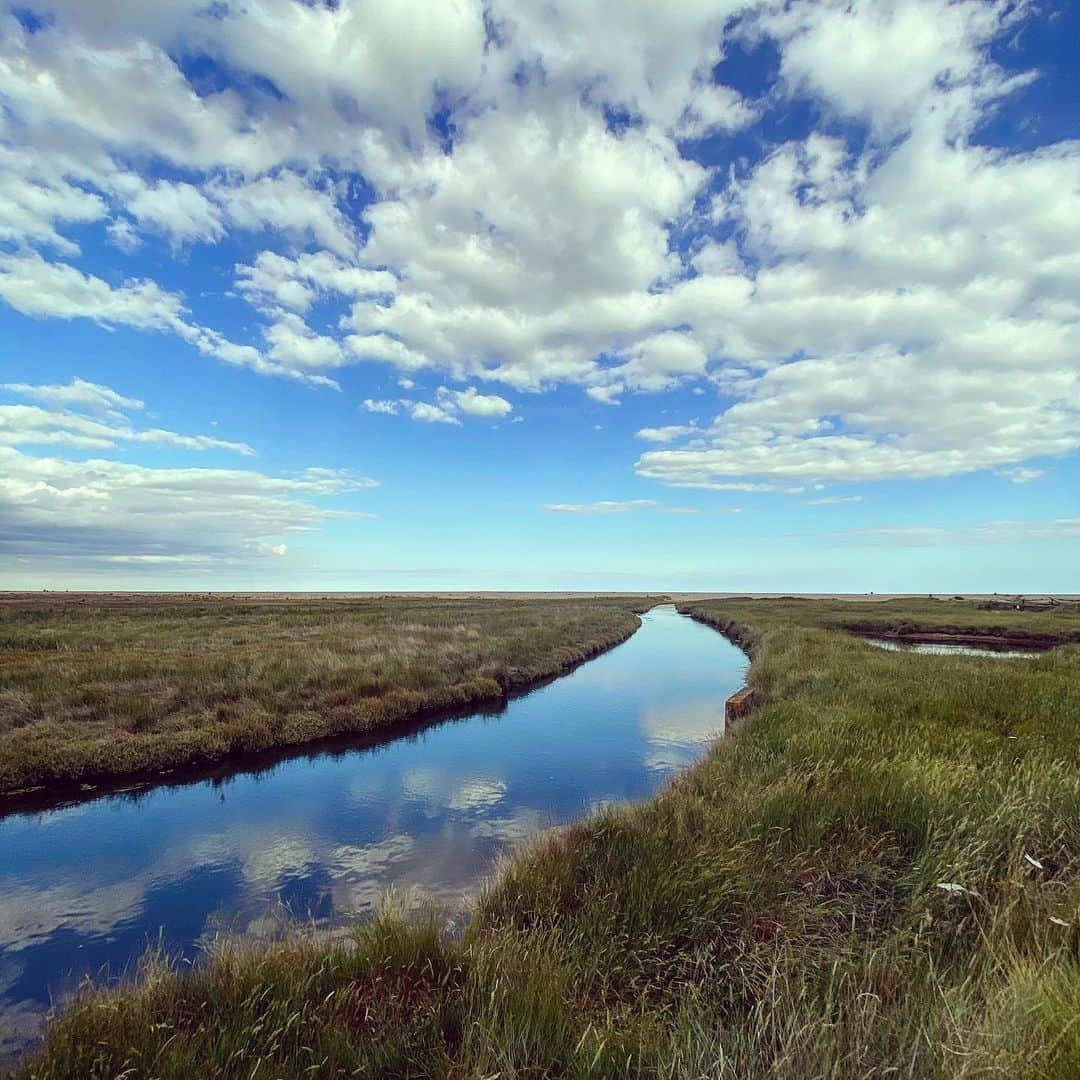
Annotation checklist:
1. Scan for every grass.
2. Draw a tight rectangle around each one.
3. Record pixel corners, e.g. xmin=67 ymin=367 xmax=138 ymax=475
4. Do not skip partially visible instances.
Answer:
xmin=13 ymin=598 xmax=1080 ymax=1078
xmin=0 ymin=594 xmax=649 ymax=798
xmin=690 ymin=595 xmax=1080 ymax=645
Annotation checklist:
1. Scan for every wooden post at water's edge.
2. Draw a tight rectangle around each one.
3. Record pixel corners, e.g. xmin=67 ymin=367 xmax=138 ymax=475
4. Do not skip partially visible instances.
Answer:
xmin=725 ymin=686 xmax=757 ymax=729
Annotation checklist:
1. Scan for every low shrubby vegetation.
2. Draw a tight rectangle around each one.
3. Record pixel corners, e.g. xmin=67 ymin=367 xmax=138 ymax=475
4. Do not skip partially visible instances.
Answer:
xmin=0 ymin=594 xmax=646 ymax=798
xmin=14 ymin=598 xmax=1080 ymax=1078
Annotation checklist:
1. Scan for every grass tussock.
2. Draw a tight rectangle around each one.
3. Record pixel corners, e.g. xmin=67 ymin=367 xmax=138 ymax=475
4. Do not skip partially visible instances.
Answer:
xmin=14 ymin=598 xmax=1080 ymax=1078
xmin=0 ymin=595 xmax=649 ymax=797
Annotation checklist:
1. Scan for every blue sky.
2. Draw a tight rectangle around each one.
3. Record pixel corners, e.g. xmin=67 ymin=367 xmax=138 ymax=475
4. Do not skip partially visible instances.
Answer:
xmin=0 ymin=0 xmax=1077 ymax=592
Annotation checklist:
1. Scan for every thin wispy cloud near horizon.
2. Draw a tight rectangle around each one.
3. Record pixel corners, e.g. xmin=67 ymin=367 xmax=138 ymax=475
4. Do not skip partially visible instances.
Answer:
xmin=0 ymin=1 xmax=1076 ymax=591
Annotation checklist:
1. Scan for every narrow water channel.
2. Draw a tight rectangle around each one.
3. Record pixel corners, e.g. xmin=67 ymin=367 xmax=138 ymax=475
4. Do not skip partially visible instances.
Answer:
xmin=0 ymin=605 xmax=746 ymax=1058
xmin=864 ymin=638 xmax=1041 ymax=658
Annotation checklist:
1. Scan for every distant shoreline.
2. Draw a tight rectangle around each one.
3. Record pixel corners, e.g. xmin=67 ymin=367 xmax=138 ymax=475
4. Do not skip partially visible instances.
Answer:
xmin=2 ymin=590 xmax=1077 ymax=604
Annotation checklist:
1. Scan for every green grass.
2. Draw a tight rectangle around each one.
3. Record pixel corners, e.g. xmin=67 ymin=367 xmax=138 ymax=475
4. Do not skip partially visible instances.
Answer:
xmin=13 ymin=598 xmax=1080 ymax=1078
xmin=0 ymin=594 xmax=649 ymax=797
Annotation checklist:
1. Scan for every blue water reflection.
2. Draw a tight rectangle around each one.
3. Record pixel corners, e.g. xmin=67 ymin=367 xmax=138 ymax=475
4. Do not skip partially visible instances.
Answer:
xmin=0 ymin=606 xmax=745 ymax=1058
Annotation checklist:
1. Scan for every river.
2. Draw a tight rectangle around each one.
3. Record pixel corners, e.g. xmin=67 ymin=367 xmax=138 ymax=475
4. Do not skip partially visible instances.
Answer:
xmin=0 ymin=605 xmax=746 ymax=1059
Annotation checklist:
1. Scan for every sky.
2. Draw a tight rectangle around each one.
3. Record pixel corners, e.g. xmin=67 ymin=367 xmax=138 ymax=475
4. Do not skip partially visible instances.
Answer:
xmin=0 ymin=0 xmax=1077 ymax=593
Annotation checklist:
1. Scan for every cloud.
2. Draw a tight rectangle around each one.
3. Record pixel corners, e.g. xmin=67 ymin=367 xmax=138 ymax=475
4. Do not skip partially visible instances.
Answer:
xmin=0 ymin=9 xmax=290 ymax=175
xmin=543 ymin=499 xmax=730 ymax=515
xmin=1 ymin=380 xmax=254 ymax=455
xmin=0 ymin=381 xmax=377 ymax=570
xmin=973 ymin=518 xmax=1080 ymax=543
xmin=594 ymin=332 xmax=709 ymax=400
xmin=134 ymin=428 xmax=256 ymax=455
xmin=236 ymin=251 xmax=396 ymax=315
xmin=1000 ymin=467 xmax=1044 ymax=485
xmin=544 ymin=500 xmax=658 ymax=514
xmin=262 ymin=311 xmax=346 ymax=373
xmin=0 ymin=144 xmax=108 ymax=254
xmin=0 ymin=251 xmax=189 ymax=331
xmin=0 ymin=0 xmax=1075 ymax=497
xmin=0 ymin=252 xmax=333 ymax=386
xmin=635 ymin=424 xmax=700 ymax=444
xmin=629 ymin=461 xmax=778 ymax=493
xmin=408 ymin=401 xmax=461 ymax=426
xmin=212 ymin=173 xmax=357 ymax=258
xmin=762 ymin=0 xmax=1029 ymax=136
xmin=0 ymin=448 xmax=376 ymax=568
xmin=2 ymin=377 xmax=143 ymax=418
xmin=0 ymin=404 xmax=123 ymax=450
xmin=362 ymin=399 xmax=400 ymax=416
xmin=677 ymin=82 xmax=757 ymax=140
xmin=120 ymin=178 xmax=225 ymax=247
xmin=346 ymin=334 xmax=432 ymax=374
xmin=361 ymin=386 xmax=512 ymax=425
xmin=807 ymin=495 xmax=863 ymax=506
xmin=829 ymin=518 xmax=1080 ymax=547
xmin=347 ymin=91 xmax=707 ymax=393
xmin=447 ymin=387 xmax=513 ymax=419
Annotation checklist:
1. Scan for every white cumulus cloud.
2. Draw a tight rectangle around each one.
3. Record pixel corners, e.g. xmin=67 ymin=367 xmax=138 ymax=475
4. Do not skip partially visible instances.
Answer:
xmin=0 ymin=0 xmax=1074 ymax=500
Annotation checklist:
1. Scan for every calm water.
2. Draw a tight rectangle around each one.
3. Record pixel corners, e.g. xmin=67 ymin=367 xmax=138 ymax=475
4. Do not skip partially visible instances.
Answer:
xmin=865 ymin=637 xmax=1040 ymax=658
xmin=0 ymin=606 xmax=745 ymax=1058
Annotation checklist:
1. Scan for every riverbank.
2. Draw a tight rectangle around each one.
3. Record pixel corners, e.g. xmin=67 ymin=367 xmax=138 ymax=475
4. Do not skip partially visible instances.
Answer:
xmin=14 ymin=598 xmax=1079 ymax=1077
xmin=0 ymin=596 xmax=649 ymax=802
